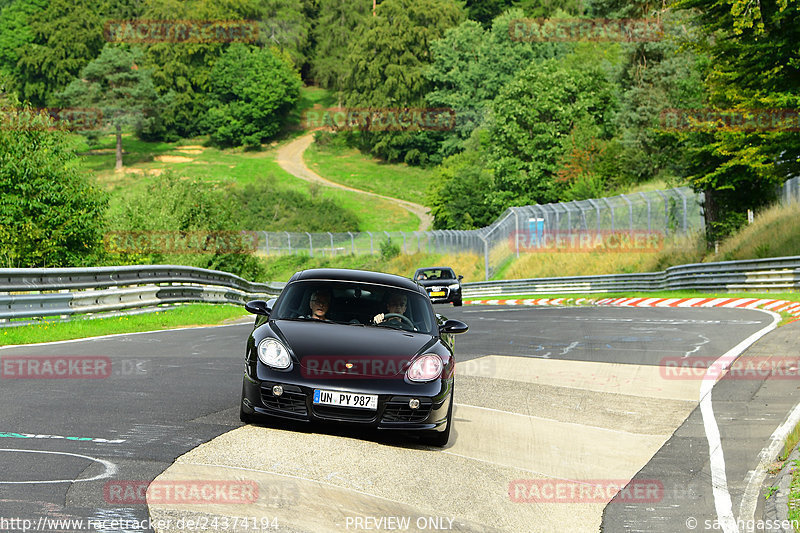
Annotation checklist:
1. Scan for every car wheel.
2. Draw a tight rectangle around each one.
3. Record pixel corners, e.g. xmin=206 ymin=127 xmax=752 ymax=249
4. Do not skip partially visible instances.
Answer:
xmin=453 ymin=298 xmax=462 ymax=307
xmin=423 ymin=392 xmax=453 ymax=447
xmin=239 ymin=380 xmax=258 ymax=424
xmin=240 ymin=402 xmax=257 ymax=424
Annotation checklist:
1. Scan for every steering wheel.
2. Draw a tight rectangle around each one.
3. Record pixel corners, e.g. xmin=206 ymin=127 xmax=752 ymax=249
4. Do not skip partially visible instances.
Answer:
xmin=381 ymin=313 xmax=415 ymax=329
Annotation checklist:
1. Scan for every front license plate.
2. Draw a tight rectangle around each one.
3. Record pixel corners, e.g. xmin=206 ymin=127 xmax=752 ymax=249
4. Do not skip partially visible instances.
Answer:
xmin=313 ymin=389 xmax=378 ymax=410
xmin=429 ymin=291 xmax=445 ymax=297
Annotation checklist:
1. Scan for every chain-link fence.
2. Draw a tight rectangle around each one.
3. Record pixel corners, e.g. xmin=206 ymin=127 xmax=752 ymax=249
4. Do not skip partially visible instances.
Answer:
xmin=256 ymin=187 xmax=707 ymax=279
xmin=783 ymin=175 xmax=800 ymax=204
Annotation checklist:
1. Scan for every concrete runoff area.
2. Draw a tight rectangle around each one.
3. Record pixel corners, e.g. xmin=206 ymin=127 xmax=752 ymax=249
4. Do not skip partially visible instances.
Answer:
xmin=149 ymin=354 xmax=702 ymax=532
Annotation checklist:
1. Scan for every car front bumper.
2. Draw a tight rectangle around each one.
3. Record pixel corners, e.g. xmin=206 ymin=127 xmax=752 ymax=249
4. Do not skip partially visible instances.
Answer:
xmin=241 ymin=373 xmax=452 ymax=432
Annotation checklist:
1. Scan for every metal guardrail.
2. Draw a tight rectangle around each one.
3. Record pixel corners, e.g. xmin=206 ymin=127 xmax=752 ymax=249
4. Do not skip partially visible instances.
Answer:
xmin=2 ymin=256 xmax=798 ymax=323
xmin=0 ymin=265 xmax=285 ymax=322
xmin=462 ymin=256 xmax=800 ymax=297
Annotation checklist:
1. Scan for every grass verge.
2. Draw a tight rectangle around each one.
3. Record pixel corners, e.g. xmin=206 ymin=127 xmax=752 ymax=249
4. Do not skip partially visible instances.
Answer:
xmin=304 ymin=139 xmax=435 ymax=206
xmin=0 ymin=304 xmax=250 ymax=346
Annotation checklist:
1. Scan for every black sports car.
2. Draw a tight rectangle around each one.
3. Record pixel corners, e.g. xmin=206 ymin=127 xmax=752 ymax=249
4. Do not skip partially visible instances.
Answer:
xmin=413 ymin=267 xmax=463 ymax=306
xmin=239 ymin=268 xmax=468 ymax=446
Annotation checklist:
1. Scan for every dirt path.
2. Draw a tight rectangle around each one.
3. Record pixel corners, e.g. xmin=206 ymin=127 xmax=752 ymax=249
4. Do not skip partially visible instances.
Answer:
xmin=275 ymin=133 xmax=433 ymax=231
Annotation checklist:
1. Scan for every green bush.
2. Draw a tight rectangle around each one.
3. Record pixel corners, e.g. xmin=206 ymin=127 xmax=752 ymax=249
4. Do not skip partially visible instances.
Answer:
xmin=205 ymin=44 xmax=302 ymax=148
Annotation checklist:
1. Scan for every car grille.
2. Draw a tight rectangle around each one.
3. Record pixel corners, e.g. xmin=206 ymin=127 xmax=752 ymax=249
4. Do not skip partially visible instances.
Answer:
xmin=260 ymin=384 xmax=307 ymax=415
xmin=381 ymin=397 xmax=432 ymax=423
xmin=312 ymin=405 xmax=377 ymax=422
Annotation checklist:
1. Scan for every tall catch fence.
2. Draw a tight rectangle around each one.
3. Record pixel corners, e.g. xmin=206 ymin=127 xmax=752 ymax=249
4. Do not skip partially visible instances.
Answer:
xmin=257 ymin=187 xmax=706 ymax=280
xmin=253 ymin=178 xmax=800 ymax=280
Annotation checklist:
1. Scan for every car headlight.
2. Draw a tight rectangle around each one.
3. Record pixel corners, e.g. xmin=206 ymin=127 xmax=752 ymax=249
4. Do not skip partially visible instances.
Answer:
xmin=406 ymin=354 xmax=443 ymax=382
xmin=257 ymin=338 xmax=291 ymax=369
xmin=448 ymin=283 xmax=460 ymax=290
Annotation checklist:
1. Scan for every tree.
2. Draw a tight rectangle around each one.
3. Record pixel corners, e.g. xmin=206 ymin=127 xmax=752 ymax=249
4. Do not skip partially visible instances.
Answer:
xmin=14 ymin=0 xmax=105 ymax=106
xmin=311 ymin=0 xmax=370 ymax=97
xmin=427 ymin=132 xmax=497 ymax=229
xmin=256 ymin=0 xmax=316 ymax=76
xmin=58 ymin=45 xmax=159 ymax=170
xmin=138 ymin=0 xmax=263 ymax=139
xmin=0 ymin=102 xmax=107 ymax=267
xmin=341 ymin=0 xmax=464 ymax=165
xmin=205 ymin=43 xmax=301 ymax=148
xmin=426 ymin=9 xmax=565 ymax=156
xmin=488 ymin=58 xmax=618 ymax=206
xmin=673 ymin=0 xmax=800 ymax=242
xmin=0 ymin=0 xmax=46 ymax=101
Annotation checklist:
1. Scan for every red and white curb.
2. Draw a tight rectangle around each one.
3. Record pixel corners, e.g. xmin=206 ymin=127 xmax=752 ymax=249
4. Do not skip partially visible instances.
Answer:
xmin=465 ymin=296 xmax=800 ymax=320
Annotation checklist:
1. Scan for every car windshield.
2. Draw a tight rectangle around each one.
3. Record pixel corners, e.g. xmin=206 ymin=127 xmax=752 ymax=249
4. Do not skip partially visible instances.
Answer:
xmin=416 ymin=269 xmax=454 ymax=280
xmin=271 ymin=280 xmax=436 ymax=334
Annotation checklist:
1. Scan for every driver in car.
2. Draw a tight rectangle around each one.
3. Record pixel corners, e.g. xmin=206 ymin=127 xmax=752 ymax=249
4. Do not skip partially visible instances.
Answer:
xmin=373 ymin=293 xmax=408 ymax=326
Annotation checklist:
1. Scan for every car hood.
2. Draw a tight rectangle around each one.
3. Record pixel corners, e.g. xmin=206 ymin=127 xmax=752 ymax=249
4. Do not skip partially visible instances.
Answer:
xmin=416 ymin=279 xmax=457 ymax=287
xmin=271 ymin=320 xmax=437 ymax=377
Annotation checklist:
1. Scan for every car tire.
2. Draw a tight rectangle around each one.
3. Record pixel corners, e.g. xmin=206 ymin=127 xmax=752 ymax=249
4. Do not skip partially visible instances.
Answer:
xmin=423 ymin=392 xmax=453 ymax=447
xmin=240 ymin=402 xmax=257 ymax=424
xmin=453 ymin=298 xmax=462 ymax=307
xmin=239 ymin=380 xmax=258 ymax=424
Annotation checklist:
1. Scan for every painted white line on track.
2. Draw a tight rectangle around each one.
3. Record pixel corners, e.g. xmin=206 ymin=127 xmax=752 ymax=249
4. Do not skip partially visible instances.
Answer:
xmin=0 ymin=449 xmax=117 ymax=484
xmin=0 ymin=322 xmax=248 ymax=350
xmin=698 ymin=308 xmax=781 ymax=533
xmin=738 ymin=395 xmax=800 ymax=532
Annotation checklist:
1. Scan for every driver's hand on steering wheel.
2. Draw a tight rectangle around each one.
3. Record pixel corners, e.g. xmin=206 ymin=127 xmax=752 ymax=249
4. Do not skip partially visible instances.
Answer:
xmin=373 ymin=313 xmax=385 ymax=324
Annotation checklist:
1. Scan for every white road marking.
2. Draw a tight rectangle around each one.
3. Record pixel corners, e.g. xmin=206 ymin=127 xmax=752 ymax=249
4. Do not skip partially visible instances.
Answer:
xmin=738 ymin=397 xmax=800 ymax=533
xmin=698 ymin=309 xmax=781 ymax=533
xmin=0 ymin=449 xmax=117 ymax=484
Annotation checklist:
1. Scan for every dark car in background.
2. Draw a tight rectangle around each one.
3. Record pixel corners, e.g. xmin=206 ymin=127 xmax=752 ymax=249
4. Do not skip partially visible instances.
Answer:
xmin=240 ymin=268 xmax=468 ymax=446
xmin=413 ymin=267 xmax=463 ymax=306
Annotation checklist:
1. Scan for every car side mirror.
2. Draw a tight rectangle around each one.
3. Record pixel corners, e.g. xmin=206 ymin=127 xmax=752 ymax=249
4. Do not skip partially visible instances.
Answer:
xmin=440 ymin=319 xmax=468 ymax=334
xmin=458 ymin=275 xmax=463 ymax=281
xmin=245 ymin=300 xmax=272 ymax=316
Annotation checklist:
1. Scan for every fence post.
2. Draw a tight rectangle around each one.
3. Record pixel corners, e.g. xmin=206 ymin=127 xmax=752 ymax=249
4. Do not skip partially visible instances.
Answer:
xmin=306 ymin=232 xmax=313 ymax=257
xmin=656 ymin=190 xmax=669 ymax=235
xmin=513 ymin=207 xmax=520 ymax=258
xmin=260 ymin=231 xmax=269 ymax=255
xmin=286 ymin=231 xmax=292 ymax=254
xmin=620 ymin=193 xmax=633 ymax=231
xmin=367 ymin=231 xmax=373 ymax=255
xmin=347 ymin=232 xmax=354 ymax=254
xmin=588 ymin=199 xmax=601 ymax=230
xmin=328 ymin=232 xmax=334 ymax=255
xmin=675 ymin=188 xmax=689 ymax=233
xmin=639 ymin=192 xmax=652 ymax=232
xmin=480 ymin=234 xmax=489 ymax=281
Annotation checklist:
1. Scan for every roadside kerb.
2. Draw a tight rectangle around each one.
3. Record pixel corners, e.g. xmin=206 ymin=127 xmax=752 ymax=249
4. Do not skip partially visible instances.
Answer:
xmin=464 ymin=296 xmax=800 ymax=320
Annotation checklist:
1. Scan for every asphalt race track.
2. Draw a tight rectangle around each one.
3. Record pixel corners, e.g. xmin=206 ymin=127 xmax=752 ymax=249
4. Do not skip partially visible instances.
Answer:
xmin=1 ymin=304 xmax=797 ymax=533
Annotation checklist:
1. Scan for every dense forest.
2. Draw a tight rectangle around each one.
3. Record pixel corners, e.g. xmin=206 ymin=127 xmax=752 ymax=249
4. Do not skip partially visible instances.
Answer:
xmin=0 ymin=0 xmax=798 ymax=268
